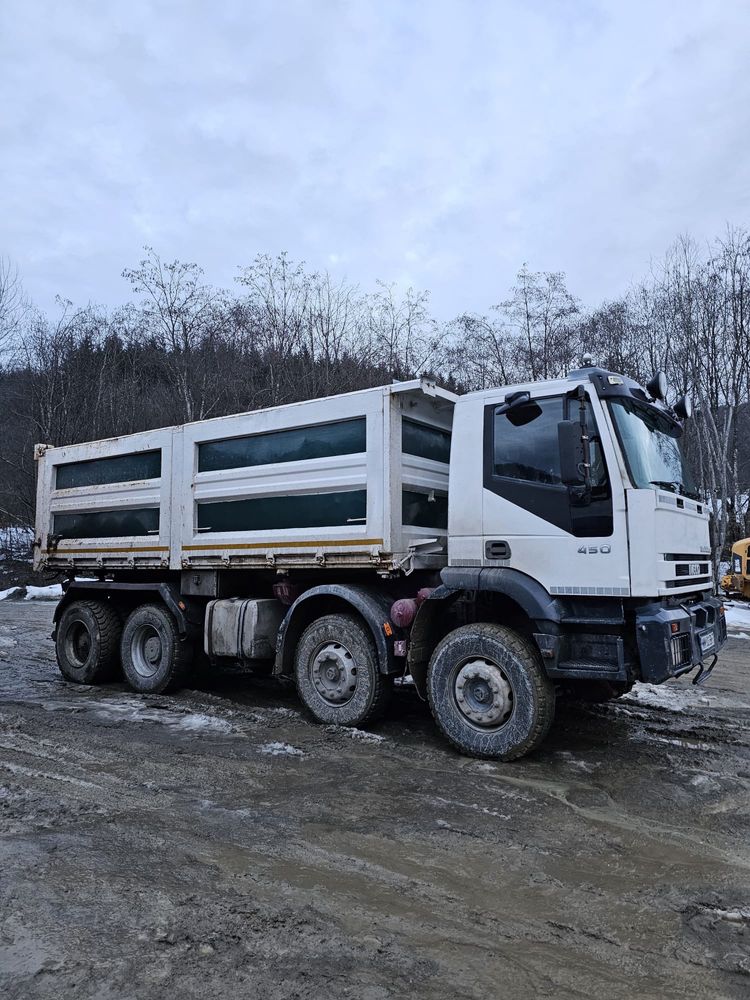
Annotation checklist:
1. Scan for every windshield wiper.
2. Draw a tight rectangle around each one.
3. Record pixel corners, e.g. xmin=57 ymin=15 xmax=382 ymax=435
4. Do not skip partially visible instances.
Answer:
xmin=650 ymin=479 xmax=679 ymax=493
xmin=650 ymin=480 xmax=700 ymax=501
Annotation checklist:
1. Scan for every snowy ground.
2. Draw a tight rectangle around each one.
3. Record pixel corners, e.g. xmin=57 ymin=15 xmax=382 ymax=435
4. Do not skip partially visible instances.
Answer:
xmin=725 ymin=600 xmax=750 ymax=637
xmin=0 ymin=583 xmax=65 ymax=601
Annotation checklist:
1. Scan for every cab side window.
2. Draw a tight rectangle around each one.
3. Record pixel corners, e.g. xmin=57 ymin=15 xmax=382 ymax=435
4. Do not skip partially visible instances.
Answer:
xmin=493 ymin=397 xmax=564 ymax=485
xmin=483 ymin=392 xmax=613 ymax=537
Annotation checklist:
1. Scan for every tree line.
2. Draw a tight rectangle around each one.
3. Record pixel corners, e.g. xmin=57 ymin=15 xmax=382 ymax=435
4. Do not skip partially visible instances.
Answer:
xmin=1 ymin=231 xmax=749 ymax=568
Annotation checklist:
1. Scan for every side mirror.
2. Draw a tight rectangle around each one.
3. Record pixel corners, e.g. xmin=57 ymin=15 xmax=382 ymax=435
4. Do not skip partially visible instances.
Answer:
xmin=495 ymin=391 xmax=542 ymax=427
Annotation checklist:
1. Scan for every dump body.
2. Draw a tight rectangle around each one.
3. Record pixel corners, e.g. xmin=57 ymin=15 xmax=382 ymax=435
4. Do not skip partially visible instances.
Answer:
xmin=34 ymin=380 xmax=457 ymax=576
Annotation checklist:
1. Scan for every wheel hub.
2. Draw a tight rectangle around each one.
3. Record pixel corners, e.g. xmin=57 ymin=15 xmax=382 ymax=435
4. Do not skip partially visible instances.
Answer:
xmin=311 ymin=642 xmax=357 ymax=705
xmin=131 ymin=624 xmax=163 ymax=679
xmin=67 ymin=620 xmax=92 ymax=667
xmin=454 ymin=659 xmax=512 ymax=727
xmin=144 ymin=636 xmax=162 ymax=664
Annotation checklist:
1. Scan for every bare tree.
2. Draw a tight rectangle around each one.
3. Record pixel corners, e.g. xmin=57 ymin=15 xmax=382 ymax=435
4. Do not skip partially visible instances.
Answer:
xmin=123 ymin=248 xmax=222 ymax=421
xmin=0 ymin=257 xmax=29 ymax=362
xmin=359 ymin=281 xmax=435 ymax=378
xmin=495 ymin=266 xmax=580 ymax=379
xmin=235 ymin=252 xmax=311 ymax=405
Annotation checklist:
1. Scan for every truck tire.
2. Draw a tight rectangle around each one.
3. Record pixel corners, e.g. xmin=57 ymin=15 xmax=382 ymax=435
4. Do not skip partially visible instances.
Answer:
xmin=56 ymin=600 xmax=122 ymax=685
xmin=120 ymin=603 xmax=192 ymax=694
xmin=294 ymin=613 xmax=391 ymax=726
xmin=427 ymin=623 xmax=555 ymax=760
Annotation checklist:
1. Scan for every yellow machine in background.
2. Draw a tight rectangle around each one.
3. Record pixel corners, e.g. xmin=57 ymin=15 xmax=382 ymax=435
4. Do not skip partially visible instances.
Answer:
xmin=721 ymin=537 xmax=750 ymax=599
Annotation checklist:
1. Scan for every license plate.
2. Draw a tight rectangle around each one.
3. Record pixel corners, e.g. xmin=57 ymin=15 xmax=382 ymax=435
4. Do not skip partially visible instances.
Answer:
xmin=689 ymin=562 xmax=701 ymax=576
xmin=699 ymin=630 xmax=715 ymax=654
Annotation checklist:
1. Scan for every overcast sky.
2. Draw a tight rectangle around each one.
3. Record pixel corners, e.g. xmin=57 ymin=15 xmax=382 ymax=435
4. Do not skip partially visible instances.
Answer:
xmin=2 ymin=0 xmax=749 ymax=319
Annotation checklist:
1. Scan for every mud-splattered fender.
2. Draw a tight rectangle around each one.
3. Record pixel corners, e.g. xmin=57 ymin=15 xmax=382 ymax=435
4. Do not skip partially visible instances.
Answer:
xmin=274 ymin=584 xmax=402 ymax=677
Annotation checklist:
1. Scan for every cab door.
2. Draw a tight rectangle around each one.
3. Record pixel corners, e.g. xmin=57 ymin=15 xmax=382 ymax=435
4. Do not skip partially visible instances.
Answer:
xmin=481 ymin=390 xmax=630 ymax=597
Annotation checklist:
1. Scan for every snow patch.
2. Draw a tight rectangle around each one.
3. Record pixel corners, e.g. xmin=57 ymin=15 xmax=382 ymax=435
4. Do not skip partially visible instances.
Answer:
xmin=88 ymin=698 xmax=234 ymax=733
xmin=0 ymin=587 xmax=21 ymax=601
xmin=698 ymin=905 xmax=750 ymax=924
xmin=174 ymin=714 xmax=234 ymax=733
xmin=259 ymin=741 xmax=304 ymax=757
xmin=724 ymin=603 xmax=750 ymax=632
xmin=24 ymin=584 xmax=63 ymax=601
xmin=323 ymin=725 xmax=386 ymax=743
xmin=622 ymin=682 xmax=710 ymax=712
xmin=345 ymin=727 xmax=386 ymax=743
xmin=555 ymin=750 xmax=599 ymax=772
xmin=639 ymin=733 xmax=712 ymax=751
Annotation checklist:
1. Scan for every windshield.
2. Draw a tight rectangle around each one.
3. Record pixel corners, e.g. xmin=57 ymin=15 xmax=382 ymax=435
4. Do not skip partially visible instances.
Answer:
xmin=608 ymin=398 xmax=698 ymax=498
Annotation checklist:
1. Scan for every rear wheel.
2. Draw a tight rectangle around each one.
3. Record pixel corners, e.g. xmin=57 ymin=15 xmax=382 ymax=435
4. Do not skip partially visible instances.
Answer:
xmin=427 ymin=623 xmax=555 ymax=760
xmin=121 ymin=603 xmax=192 ymax=694
xmin=294 ymin=613 xmax=391 ymax=726
xmin=56 ymin=600 xmax=122 ymax=685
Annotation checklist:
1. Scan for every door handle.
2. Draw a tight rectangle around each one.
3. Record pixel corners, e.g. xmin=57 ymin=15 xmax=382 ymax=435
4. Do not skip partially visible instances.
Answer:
xmin=485 ymin=540 xmax=511 ymax=560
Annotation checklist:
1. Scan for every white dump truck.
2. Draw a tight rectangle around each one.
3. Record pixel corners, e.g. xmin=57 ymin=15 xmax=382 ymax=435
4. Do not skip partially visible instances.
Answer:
xmin=34 ymin=366 xmax=727 ymax=759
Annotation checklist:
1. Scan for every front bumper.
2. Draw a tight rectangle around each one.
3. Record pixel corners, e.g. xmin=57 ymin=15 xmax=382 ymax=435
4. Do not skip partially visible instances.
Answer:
xmin=635 ymin=594 xmax=726 ymax=684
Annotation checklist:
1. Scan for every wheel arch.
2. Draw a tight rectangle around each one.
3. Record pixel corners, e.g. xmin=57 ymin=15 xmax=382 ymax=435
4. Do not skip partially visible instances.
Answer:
xmin=274 ymin=584 xmax=402 ymax=677
xmin=53 ymin=580 xmax=203 ymax=639
xmin=407 ymin=569 xmax=564 ymax=697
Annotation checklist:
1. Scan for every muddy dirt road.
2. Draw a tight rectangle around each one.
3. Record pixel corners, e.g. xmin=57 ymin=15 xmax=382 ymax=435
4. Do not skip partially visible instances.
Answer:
xmin=1 ymin=601 xmax=749 ymax=999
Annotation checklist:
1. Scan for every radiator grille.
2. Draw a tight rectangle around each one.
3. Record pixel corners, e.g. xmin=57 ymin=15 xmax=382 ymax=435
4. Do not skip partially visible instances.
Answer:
xmin=670 ymin=632 xmax=691 ymax=669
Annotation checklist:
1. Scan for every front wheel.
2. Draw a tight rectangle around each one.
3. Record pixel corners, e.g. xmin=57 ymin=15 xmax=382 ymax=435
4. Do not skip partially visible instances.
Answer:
xmin=294 ymin=613 xmax=391 ymax=726
xmin=427 ymin=623 xmax=555 ymax=760
xmin=120 ymin=604 xmax=193 ymax=694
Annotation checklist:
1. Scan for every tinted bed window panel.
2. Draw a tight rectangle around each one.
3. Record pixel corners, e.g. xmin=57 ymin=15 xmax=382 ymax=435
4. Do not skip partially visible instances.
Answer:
xmin=198 ymin=418 xmax=366 ymax=473
xmin=53 ymin=507 xmax=159 ymax=539
xmin=493 ymin=398 xmax=564 ymax=484
xmin=402 ymin=419 xmax=451 ymax=464
xmin=56 ymin=450 xmax=161 ymax=490
xmin=402 ymin=490 xmax=448 ymax=529
xmin=197 ymin=490 xmax=367 ymax=532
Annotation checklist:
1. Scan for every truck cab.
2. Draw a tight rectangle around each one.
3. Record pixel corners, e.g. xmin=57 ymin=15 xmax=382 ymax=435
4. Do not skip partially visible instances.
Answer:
xmin=404 ymin=365 xmax=726 ymax=756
